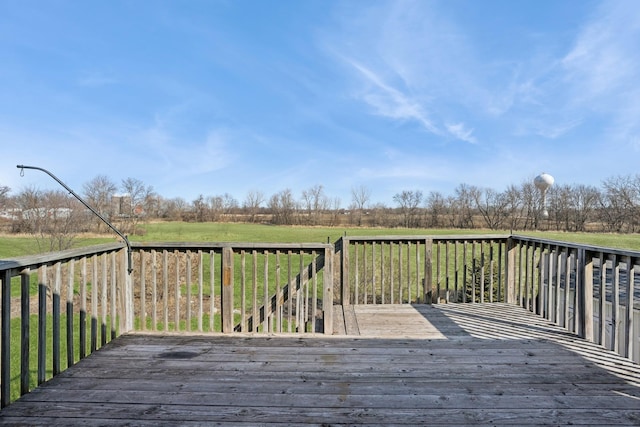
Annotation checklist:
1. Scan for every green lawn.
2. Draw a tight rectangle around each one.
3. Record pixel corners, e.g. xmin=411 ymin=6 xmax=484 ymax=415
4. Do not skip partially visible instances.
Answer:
xmin=3 ymin=222 xmax=640 ymax=259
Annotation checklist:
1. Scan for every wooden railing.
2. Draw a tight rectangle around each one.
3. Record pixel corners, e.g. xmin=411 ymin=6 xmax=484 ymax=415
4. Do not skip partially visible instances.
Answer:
xmin=337 ymin=235 xmax=639 ymax=364
xmin=337 ymin=235 xmax=511 ymax=305
xmin=130 ymin=242 xmax=333 ymax=334
xmin=508 ymin=235 xmax=640 ymax=364
xmin=0 ymin=243 xmax=131 ymax=407
xmin=0 ymin=241 xmax=333 ymax=407
xmin=1 ymin=234 xmax=639 ymax=408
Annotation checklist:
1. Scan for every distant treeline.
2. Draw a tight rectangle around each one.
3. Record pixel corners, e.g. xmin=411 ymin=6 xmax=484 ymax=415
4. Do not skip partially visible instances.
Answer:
xmin=2 ymin=173 xmax=640 ymax=250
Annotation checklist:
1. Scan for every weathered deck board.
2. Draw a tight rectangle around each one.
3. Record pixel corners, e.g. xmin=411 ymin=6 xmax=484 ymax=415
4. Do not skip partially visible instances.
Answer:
xmin=1 ymin=304 xmax=639 ymax=426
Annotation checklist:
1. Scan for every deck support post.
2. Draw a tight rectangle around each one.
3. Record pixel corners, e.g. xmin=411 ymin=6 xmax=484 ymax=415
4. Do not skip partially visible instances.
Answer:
xmin=221 ymin=246 xmax=234 ymax=333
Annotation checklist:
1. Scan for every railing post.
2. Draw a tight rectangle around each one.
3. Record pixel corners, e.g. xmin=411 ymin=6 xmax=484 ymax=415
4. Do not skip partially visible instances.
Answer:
xmin=1 ymin=269 xmax=11 ymax=408
xmin=340 ymin=237 xmax=350 ymax=306
xmin=505 ymin=237 xmax=517 ymax=304
xmin=221 ymin=246 xmax=234 ymax=333
xmin=323 ymin=247 xmax=334 ymax=334
xmin=122 ymin=248 xmax=134 ymax=333
xmin=578 ymin=248 xmax=594 ymax=342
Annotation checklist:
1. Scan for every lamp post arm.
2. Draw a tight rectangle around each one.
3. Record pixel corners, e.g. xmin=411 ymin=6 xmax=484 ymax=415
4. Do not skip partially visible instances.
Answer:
xmin=16 ymin=165 xmax=133 ymax=274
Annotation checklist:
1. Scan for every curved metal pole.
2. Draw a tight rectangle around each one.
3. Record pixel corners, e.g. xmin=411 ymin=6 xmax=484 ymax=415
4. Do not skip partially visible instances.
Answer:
xmin=16 ymin=165 xmax=133 ymax=274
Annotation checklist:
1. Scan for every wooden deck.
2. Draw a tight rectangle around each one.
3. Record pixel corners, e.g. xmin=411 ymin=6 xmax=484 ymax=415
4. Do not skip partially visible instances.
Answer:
xmin=1 ymin=303 xmax=639 ymax=426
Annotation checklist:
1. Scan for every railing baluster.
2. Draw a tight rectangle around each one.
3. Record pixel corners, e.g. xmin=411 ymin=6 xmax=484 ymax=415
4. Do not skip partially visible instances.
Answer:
xmin=1 ymin=269 xmax=11 ymax=407
xmin=480 ymin=242 xmax=485 ymax=303
xmin=624 ymin=257 xmax=634 ymax=359
xmin=380 ymin=242 xmax=385 ymax=304
xmin=174 ymin=250 xmax=181 ymax=331
xmin=298 ymin=251 xmax=304 ymax=331
xmin=20 ymin=268 xmax=30 ymax=396
xmin=252 ymin=250 xmax=258 ymax=332
xmin=198 ymin=250 xmax=203 ymax=332
xmin=363 ymin=243 xmax=368 ymax=304
xmin=38 ymin=264 xmax=47 ymax=385
xmin=489 ymin=243 xmax=495 ymax=303
xmin=354 ymin=242 xmax=359 ymax=305
xmin=453 ymin=241 xmax=458 ymax=303
xmin=415 ymin=241 xmax=421 ymax=303
xmin=389 ymin=242 xmax=394 ymax=304
xmin=151 ymin=250 xmax=157 ymax=331
xmin=311 ymin=251 xmax=318 ymax=333
xmin=111 ymin=252 xmax=117 ymax=340
xmin=435 ymin=242 xmax=440 ymax=304
xmin=398 ymin=242 xmax=404 ymax=303
xmin=214 ymin=250 xmax=217 ymax=331
xmin=186 ymin=250 xmax=192 ymax=332
xmin=80 ymin=257 xmax=87 ymax=359
xmin=444 ymin=241 xmax=449 ymax=304
xmin=598 ymin=252 xmax=606 ymax=345
xmin=406 ymin=242 xmax=411 ymax=303
xmin=52 ymin=262 xmax=61 ymax=376
xmin=582 ymin=249 xmax=594 ymax=342
xmin=140 ymin=251 xmax=146 ymax=331
xmin=287 ymin=251 xmax=292 ymax=333
xmin=101 ymin=254 xmax=107 ymax=346
xmin=611 ymin=254 xmax=619 ymax=352
xmin=372 ymin=243 xmax=377 ymax=304
xmin=263 ymin=250 xmax=269 ymax=332
xmin=275 ymin=250 xmax=282 ymax=332
xmin=162 ymin=250 xmax=168 ymax=332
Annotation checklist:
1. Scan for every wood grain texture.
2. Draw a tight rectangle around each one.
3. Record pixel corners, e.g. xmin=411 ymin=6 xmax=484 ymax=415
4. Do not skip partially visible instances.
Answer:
xmin=1 ymin=304 xmax=639 ymax=426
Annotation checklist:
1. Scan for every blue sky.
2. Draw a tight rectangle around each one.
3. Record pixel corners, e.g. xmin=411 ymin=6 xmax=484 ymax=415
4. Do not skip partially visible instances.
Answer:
xmin=1 ymin=0 xmax=639 ymax=206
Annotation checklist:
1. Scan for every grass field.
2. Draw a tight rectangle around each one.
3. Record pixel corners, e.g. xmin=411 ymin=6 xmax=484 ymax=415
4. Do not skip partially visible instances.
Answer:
xmin=2 ymin=222 xmax=640 ymax=259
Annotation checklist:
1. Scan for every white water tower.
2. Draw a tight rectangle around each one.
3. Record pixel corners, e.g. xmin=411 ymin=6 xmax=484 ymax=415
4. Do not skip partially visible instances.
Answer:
xmin=534 ymin=172 xmax=554 ymax=219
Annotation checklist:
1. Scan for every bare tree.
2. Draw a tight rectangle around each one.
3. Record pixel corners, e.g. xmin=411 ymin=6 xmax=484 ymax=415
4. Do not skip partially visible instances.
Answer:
xmin=16 ymin=187 xmax=86 ymax=251
xmin=268 ymin=189 xmax=296 ymax=225
xmin=425 ymin=191 xmax=446 ymax=228
xmin=162 ymin=197 xmax=188 ymax=221
xmin=548 ymin=184 xmax=573 ymax=231
xmin=393 ymin=190 xmax=423 ymax=228
xmin=570 ymin=184 xmax=600 ymax=232
xmin=192 ymin=195 xmax=207 ymax=222
xmin=599 ymin=175 xmax=638 ymax=232
xmin=120 ymin=177 xmax=156 ymax=234
xmin=453 ymin=184 xmax=478 ymax=228
xmin=503 ymin=184 xmax=523 ymax=231
xmin=350 ymin=185 xmax=371 ymax=226
xmin=83 ymin=175 xmax=117 ymax=233
xmin=0 ymin=184 xmax=9 ymax=206
xmin=243 ymin=190 xmax=265 ymax=223
xmin=327 ymin=196 xmax=342 ymax=226
xmin=473 ymin=188 xmax=508 ymax=230
xmin=208 ymin=195 xmax=223 ymax=221
xmin=301 ymin=184 xmax=328 ymax=225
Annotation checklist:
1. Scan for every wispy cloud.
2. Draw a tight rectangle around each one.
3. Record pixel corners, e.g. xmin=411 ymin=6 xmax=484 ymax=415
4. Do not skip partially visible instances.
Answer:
xmin=445 ymin=122 xmax=476 ymax=144
xmin=325 ymin=1 xmax=480 ymax=145
xmin=561 ymin=0 xmax=640 ymax=147
xmin=346 ymin=59 xmax=440 ymax=135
